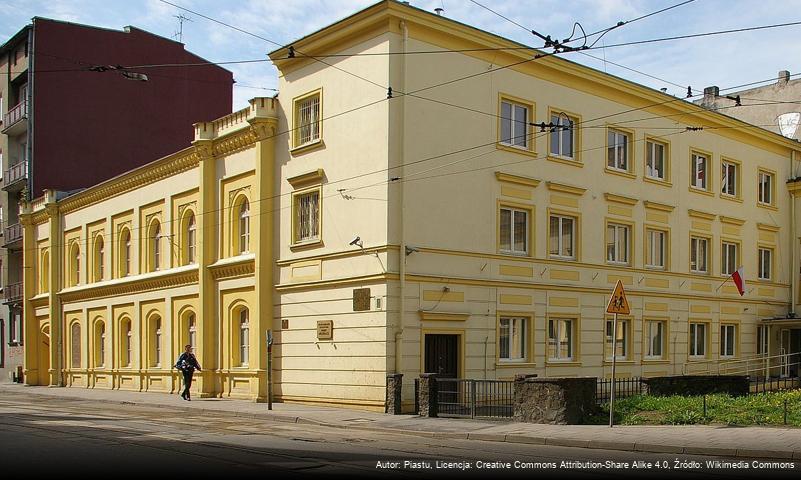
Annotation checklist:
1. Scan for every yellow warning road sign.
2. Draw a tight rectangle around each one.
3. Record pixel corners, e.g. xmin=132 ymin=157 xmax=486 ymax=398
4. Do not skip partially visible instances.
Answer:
xmin=606 ymin=280 xmax=630 ymax=315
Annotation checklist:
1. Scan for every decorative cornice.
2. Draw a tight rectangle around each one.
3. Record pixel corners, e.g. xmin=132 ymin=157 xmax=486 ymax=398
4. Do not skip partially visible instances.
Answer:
xmin=495 ymin=172 xmax=540 ymax=188
xmin=546 ymin=181 xmax=586 ymax=196
xmin=31 ymin=209 xmax=49 ymax=225
xmin=208 ymin=255 xmax=256 ymax=281
xmin=287 ymin=169 xmax=326 ymax=189
xmin=419 ymin=311 xmax=469 ymax=322
xmin=688 ymin=209 xmax=716 ymax=221
xmin=757 ymin=223 xmax=780 ymax=232
xmin=57 ymin=267 xmax=198 ymax=303
xmin=30 ymin=294 xmax=49 ymax=309
xmin=643 ymin=201 xmax=675 ymax=213
xmin=212 ymin=128 xmax=258 ymax=157
xmin=604 ymin=193 xmax=638 ymax=206
xmin=720 ymin=216 xmax=746 ymax=226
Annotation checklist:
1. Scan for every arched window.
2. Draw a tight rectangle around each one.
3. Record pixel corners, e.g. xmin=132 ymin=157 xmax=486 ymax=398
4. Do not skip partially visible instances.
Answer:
xmin=69 ymin=243 xmax=80 ymax=286
xmin=152 ymin=316 xmax=162 ymax=367
xmin=185 ymin=212 xmax=197 ymax=265
xmin=119 ymin=228 xmax=131 ymax=277
xmin=95 ymin=321 xmax=105 ymax=367
xmin=239 ymin=200 xmax=250 ymax=254
xmin=239 ymin=308 xmax=249 ymax=367
xmin=94 ymin=236 xmax=104 ymax=282
xmin=188 ymin=313 xmax=196 ymax=349
xmin=71 ymin=322 xmax=81 ymax=368
xmin=121 ymin=318 xmax=132 ymax=367
xmin=40 ymin=250 xmax=49 ymax=293
xmin=149 ymin=221 xmax=161 ymax=272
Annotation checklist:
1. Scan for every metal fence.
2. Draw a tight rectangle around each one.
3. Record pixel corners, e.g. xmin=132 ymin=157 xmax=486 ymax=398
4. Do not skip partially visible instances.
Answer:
xmin=436 ymin=378 xmax=514 ymax=419
xmin=596 ymin=377 xmax=645 ymax=404
xmin=749 ymin=375 xmax=801 ymax=394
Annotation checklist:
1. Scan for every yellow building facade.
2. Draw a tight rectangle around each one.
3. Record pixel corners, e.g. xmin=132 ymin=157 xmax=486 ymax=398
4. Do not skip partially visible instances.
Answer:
xmin=23 ymin=1 xmax=801 ymax=411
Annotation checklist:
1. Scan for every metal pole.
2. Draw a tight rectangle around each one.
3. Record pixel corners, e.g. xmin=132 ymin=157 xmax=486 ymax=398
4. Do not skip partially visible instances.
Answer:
xmin=267 ymin=330 xmax=273 ymax=410
xmin=609 ymin=313 xmax=618 ymax=428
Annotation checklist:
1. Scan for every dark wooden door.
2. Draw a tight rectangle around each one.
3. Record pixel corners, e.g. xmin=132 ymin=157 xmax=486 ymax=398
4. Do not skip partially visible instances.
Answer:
xmin=424 ymin=334 xmax=458 ymax=378
xmin=791 ymin=329 xmax=801 ymax=377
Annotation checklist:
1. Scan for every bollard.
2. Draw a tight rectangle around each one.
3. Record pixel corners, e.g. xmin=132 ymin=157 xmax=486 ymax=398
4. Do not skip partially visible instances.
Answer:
xmin=703 ymin=395 xmax=707 ymax=418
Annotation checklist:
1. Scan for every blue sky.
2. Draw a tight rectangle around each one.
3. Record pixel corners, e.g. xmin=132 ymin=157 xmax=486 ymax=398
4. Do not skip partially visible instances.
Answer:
xmin=2 ymin=0 xmax=801 ymax=110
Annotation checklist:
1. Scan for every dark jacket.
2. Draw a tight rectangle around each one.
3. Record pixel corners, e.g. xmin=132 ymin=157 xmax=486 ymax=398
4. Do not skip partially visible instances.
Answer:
xmin=175 ymin=352 xmax=201 ymax=373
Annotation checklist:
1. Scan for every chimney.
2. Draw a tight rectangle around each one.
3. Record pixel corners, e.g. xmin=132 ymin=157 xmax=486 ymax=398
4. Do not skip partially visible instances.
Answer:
xmin=703 ymin=86 xmax=719 ymax=105
xmin=779 ymin=70 xmax=791 ymax=84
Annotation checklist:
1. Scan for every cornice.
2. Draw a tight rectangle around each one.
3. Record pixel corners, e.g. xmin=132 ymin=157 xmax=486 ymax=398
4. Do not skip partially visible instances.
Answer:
xmin=757 ymin=223 xmax=780 ymax=232
xmin=688 ymin=209 xmax=716 ymax=221
xmin=208 ymin=255 xmax=256 ymax=281
xmin=419 ymin=311 xmax=469 ymax=322
xmin=720 ymin=216 xmax=746 ymax=226
xmin=287 ymin=169 xmax=326 ymax=189
xmin=58 ymin=267 xmax=198 ymax=303
xmin=643 ymin=201 xmax=675 ymax=213
xmin=546 ymin=181 xmax=586 ymax=196
xmin=604 ymin=193 xmax=638 ymax=206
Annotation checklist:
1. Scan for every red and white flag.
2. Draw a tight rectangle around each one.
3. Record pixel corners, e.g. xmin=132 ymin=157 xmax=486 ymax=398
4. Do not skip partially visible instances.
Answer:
xmin=732 ymin=267 xmax=745 ymax=296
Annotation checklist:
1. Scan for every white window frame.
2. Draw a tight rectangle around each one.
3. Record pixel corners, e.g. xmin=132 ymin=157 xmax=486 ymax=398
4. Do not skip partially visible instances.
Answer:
xmin=690 ymin=236 xmax=709 ymax=274
xmin=646 ymin=140 xmax=666 ymax=181
xmin=645 ymin=320 xmax=665 ymax=359
xmin=607 ymin=129 xmax=629 ymax=172
xmin=125 ymin=322 xmax=132 ymax=367
xmin=239 ymin=309 xmax=249 ymax=367
xmin=549 ymin=114 xmax=575 ymax=159
xmin=646 ymin=228 xmax=666 ymax=269
xmin=549 ymin=214 xmax=576 ymax=260
xmin=500 ymin=99 xmax=529 ymax=149
xmin=758 ymin=247 xmax=772 ymax=280
xmin=721 ymin=241 xmax=737 ymax=276
xmin=239 ymin=201 xmax=250 ymax=254
xmin=721 ymin=160 xmax=737 ymax=197
xmin=498 ymin=316 xmax=528 ymax=363
xmin=689 ymin=322 xmax=707 ymax=358
xmin=499 ymin=206 xmax=528 ymax=255
xmin=691 ymin=153 xmax=708 ymax=190
xmin=98 ymin=323 xmax=106 ymax=368
xmin=187 ymin=214 xmax=197 ymax=264
xmin=605 ymin=319 xmax=628 ymax=360
xmin=720 ymin=324 xmax=736 ymax=358
xmin=154 ymin=319 xmax=162 ymax=367
xmin=188 ymin=314 xmax=196 ymax=350
xmin=606 ymin=223 xmax=630 ymax=265
xmin=757 ymin=325 xmax=769 ymax=355
xmin=548 ymin=318 xmax=574 ymax=361
xmin=758 ymin=171 xmax=774 ymax=205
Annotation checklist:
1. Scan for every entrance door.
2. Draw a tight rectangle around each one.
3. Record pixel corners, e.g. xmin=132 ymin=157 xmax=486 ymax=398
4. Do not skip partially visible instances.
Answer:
xmin=790 ymin=329 xmax=801 ymax=378
xmin=424 ymin=334 xmax=459 ymax=378
xmin=780 ymin=329 xmax=791 ymax=377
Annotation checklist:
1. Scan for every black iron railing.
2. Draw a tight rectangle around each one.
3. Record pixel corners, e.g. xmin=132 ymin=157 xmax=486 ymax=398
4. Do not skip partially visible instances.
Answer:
xmin=596 ymin=377 xmax=645 ymax=404
xmin=436 ymin=378 xmax=514 ymax=419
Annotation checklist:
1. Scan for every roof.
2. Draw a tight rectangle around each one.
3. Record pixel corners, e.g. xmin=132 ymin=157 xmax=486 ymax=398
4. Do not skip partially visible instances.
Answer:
xmin=0 ymin=24 xmax=30 ymax=57
xmin=268 ymin=0 xmax=801 ymax=154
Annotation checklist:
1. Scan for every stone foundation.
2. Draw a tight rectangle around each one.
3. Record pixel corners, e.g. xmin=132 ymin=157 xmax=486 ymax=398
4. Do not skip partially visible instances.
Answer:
xmin=513 ymin=377 xmax=596 ymax=424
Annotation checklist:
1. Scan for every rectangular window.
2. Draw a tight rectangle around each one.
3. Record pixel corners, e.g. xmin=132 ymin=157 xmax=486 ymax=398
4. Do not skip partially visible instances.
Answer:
xmin=758 ymin=171 xmax=774 ymax=205
xmin=645 ymin=320 xmax=665 ymax=359
xmin=548 ymin=318 xmax=574 ymax=361
xmin=690 ymin=236 xmax=708 ymax=273
xmin=606 ymin=223 xmax=630 ymax=265
xmin=500 ymin=207 xmax=528 ymax=255
xmin=689 ymin=323 xmax=706 ymax=357
xmin=549 ymin=214 xmax=576 ymax=260
xmin=758 ymin=247 xmax=772 ymax=280
xmin=721 ymin=160 xmax=737 ymax=197
xmin=295 ymin=93 xmax=321 ymax=147
xmin=607 ymin=129 xmax=629 ymax=171
xmin=549 ymin=113 xmax=575 ymax=159
xmin=499 ymin=316 xmax=528 ymax=362
xmin=721 ymin=241 xmax=737 ymax=276
xmin=720 ymin=324 xmax=736 ymax=358
xmin=500 ymin=100 xmax=529 ymax=148
xmin=757 ymin=325 xmax=769 ymax=355
xmin=605 ymin=319 xmax=628 ymax=359
xmin=646 ymin=229 xmax=666 ymax=269
xmin=691 ymin=153 xmax=708 ymax=190
xmin=9 ymin=315 xmax=17 ymax=344
xmin=294 ymin=190 xmax=320 ymax=244
xmin=646 ymin=140 xmax=666 ymax=180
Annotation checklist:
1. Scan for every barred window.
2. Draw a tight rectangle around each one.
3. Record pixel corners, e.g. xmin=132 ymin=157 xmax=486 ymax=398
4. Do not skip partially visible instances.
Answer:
xmin=294 ymin=190 xmax=320 ymax=243
xmin=296 ymin=94 xmax=320 ymax=146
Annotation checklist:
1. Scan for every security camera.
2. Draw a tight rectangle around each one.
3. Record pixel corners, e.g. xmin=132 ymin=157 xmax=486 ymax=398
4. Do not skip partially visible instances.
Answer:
xmin=349 ymin=236 xmax=363 ymax=248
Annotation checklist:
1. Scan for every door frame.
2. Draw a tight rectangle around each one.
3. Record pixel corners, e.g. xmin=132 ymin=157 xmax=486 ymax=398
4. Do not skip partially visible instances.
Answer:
xmin=420 ymin=328 xmax=465 ymax=379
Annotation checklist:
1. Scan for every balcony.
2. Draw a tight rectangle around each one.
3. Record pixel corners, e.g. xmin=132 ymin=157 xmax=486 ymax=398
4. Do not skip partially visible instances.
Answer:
xmin=2 ymin=100 xmax=28 ymax=136
xmin=3 ymin=223 xmax=22 ymax=249
xmin=2 ymin=162 xmax=28 ymax=192
xmin=3 ymin=282 xmax=23 ymax=304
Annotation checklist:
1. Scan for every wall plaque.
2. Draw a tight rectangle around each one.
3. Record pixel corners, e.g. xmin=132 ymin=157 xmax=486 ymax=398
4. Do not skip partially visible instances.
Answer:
xmin=353 ymin=288 xmax=371 ymax=311
xmin=316 ymin=320 xmax=333 ymax=340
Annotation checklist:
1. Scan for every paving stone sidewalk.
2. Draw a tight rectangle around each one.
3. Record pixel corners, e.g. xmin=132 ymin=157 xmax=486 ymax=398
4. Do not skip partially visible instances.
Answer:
xmin=3 ymin=383 xmax=800 ymax=460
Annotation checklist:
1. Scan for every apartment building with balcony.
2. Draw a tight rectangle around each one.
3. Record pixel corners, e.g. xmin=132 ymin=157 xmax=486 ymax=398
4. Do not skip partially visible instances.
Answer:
xmin=0 ymin=17 xmax=233 ymax=382
xmin=20 ymin=1 xmax=801 ymax=411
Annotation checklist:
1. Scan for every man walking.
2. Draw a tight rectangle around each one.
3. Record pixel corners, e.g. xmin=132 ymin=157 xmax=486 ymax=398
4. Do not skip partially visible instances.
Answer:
xmin=175 ymin=345 xmax=202 ymax=401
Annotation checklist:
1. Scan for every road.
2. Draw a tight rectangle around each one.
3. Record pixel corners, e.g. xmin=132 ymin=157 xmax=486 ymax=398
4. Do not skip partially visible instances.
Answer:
xmin=0 ymin=389 xmax=797 ymax=478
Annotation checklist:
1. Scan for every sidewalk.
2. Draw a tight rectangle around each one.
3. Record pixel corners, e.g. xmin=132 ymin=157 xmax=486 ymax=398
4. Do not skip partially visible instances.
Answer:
xmin=2 ymin=383 xmax=800 ymax=460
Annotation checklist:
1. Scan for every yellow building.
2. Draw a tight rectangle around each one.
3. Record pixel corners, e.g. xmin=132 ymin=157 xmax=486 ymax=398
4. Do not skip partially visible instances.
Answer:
xmin=23 ymin=1 xmax=801 ymax=411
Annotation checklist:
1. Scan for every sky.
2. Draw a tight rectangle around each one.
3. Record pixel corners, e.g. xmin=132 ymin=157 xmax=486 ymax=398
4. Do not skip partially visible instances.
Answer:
xmin=1 ymin=0 xmax=801 ymax=111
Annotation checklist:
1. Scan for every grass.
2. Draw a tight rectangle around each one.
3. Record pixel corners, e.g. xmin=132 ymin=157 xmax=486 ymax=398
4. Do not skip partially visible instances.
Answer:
xmin=590 ymin=389 xmax=801 ymax=426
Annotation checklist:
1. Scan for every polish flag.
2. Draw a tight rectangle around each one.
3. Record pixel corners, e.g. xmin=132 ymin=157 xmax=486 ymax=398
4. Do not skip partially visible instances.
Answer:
xmin=732 ymin=267 xmax=745 ymax=296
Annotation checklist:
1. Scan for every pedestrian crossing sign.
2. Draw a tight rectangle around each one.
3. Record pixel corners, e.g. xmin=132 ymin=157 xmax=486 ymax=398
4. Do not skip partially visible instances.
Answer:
xmin=605 ymin=280 xmax=630 ymax=315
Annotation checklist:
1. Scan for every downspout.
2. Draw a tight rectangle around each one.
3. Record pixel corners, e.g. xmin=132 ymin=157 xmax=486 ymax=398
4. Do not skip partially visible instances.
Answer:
xmin=791 ymin=150 xmax=797 ymax=316
xmin=394 ymin=20 xmax=408 ymax=375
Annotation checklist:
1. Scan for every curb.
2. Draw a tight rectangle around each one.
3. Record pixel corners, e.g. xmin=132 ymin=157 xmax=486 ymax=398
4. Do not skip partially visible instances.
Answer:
xmin=5 ymin=386 xmax=801 ymax=461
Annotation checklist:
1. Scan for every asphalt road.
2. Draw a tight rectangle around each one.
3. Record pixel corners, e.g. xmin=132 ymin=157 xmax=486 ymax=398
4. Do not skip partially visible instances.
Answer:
xmin=0 ymin=390 xmax=798 ymax=479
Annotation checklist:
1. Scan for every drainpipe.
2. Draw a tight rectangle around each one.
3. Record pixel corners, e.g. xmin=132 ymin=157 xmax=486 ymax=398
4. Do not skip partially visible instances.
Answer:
xmin=792 ymin=150 xmax=797 ymax=316
xmin=394 ymin=20 xmax=408 ymax=375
